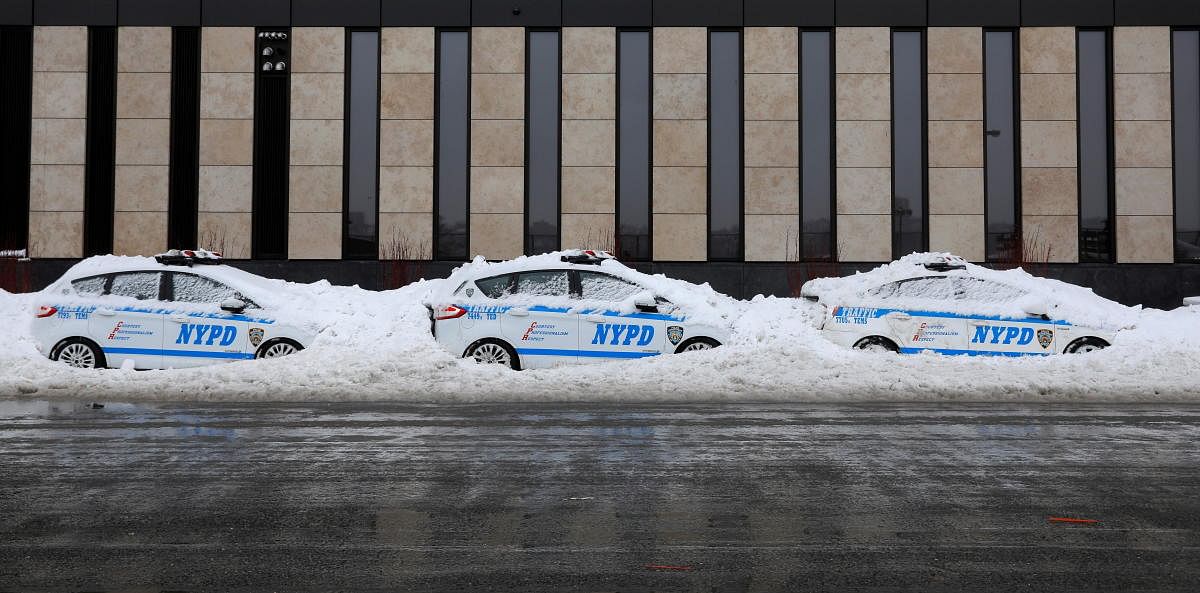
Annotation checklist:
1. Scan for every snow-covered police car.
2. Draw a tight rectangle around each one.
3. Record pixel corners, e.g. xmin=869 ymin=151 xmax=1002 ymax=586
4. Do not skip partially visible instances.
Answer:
xmin=32 ymin=250 xmax=315 ymax=369
xmin=430 ymin=250 xmax=731 ymax=369
xmin=801 ymin=253 xmax=1128 ymax=356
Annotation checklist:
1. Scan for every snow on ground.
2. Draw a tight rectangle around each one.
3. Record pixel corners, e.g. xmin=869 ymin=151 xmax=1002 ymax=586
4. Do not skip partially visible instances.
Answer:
xmin=2 ymin=254 xmax=1200 ymax=403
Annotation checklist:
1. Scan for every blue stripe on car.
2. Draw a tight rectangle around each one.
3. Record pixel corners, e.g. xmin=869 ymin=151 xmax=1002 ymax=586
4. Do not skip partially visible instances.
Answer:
xmin=844 ymin=307 xmax=1070 ymax=326
xmin=898 ymin=347 xmax=1051 ymax=357
xmin=103 ymin=347 xmax=256 ymax=360
xmin=515 ymin=348 xmax=660 ymax=359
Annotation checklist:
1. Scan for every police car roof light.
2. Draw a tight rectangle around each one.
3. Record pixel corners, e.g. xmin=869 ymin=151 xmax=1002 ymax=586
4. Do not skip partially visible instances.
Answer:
xmin=923 ymin=262 xmax=967 ymax=272
xmin=155 ymin=249 xmax=224 ymax=267
xmin=560 ymin=249 xmax=616 ymax=265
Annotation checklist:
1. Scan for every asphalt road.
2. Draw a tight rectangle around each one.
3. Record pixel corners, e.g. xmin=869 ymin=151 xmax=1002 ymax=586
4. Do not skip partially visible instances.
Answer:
xmin=1 ymin=400 xmax=1198 ymax=592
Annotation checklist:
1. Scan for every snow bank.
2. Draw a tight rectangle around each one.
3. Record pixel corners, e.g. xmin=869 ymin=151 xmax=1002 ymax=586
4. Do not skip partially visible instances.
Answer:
xmin=2 ymin=254 xmax=1200 ymax=403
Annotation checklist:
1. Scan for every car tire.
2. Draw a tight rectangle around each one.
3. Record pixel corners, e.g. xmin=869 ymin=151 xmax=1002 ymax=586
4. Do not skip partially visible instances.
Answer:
xmin=256 ymin=338 xmax=304 ymax=359
xmin=1064 ymin=336 xmax=1109 ymax=354
xmin=50 ymin=338 xmax=106 ymax=369
xmin=464 ymin=339 xmax=521 ymax=370
xmin=675 ymin=337 xmax=721 ymax=354
xmin=853 ymin=336 xmax=900 ymax=353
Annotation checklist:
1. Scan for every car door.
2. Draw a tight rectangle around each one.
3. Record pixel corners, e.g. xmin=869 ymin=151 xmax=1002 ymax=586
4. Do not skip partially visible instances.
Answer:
xmin=162 ymin=272 xmax=257 ymax=367
xmin=576 ymin=271 xmax=665 ymax=360
xmin=867 ymin=277 xmax=969 ymax=353
xmin=501 ymin=270 xmax=579 ymax=368
xmin=956 ymin=278 xmax=1055 ymax=356
xmin=89 ymin=271 xmax=165 ymax=369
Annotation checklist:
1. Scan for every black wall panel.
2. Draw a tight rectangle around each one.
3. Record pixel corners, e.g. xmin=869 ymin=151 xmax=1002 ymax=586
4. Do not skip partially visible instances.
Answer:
xmin=471 ymin=0 xmax=560 ymax=27
xmin=653 ymin=0 xmax=742 ymax=26
xmin=382 ymin=0 xmax=470 ymax=26
xmin=1116 ymin=0 xmax=1200 ymax=26
xmin=34 ymin=0 xmax=115 ymax=25
xmin=118 ymin=0 xmax=200 ymax=26
xmin=202 ymin=0 xmax=290 ymax=26
xmin=562 ymin=0 xmax=650 ymax=27
xmin=168 ymin=27 xmax=199 ymax=250
xmin=0 ymin=26 xmax=32 ymax=250
xmin=1021 ymin=0 xmax=1114 ymax=27
xmin=745 ymin=0 xmax=834 ymax=27
xmin=293 ymin=0 xmax=380 ymax=26
xmin=835 ymin=0 xmax=925 ymax=27
xmin=928 ymin=0 xmax=1019 ymax=27
xmin=0 ymin=0 xmax=31 ymax=25
xmin=252 ymin=29 xmax=290 ymax=259
xmin=83 ymin=26 xmax=116 ymax=256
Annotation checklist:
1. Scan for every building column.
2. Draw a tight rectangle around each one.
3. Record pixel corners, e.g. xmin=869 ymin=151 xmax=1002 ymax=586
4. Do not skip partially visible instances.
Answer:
xmin=379 ymin=27 xmax=434 ymax=260
xmin=560 ymin=27 xmax=616 ymax=252
xmin=288 ymin=27 xmax=344 ymax=259
xmin=743 ymin=27 xmax=799 ymax=262
xmin=651 ymin=27 xmax=707 ymax=261
xmin=470 ymin=27 xmax=524 ymax=260
xmin=198 ymin=27 xmax=254 ymax=258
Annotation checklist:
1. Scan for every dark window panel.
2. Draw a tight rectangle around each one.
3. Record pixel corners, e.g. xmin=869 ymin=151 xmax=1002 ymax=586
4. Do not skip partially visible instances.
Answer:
xmin=251 ymin=28 xmax=290 ymax=259
xmin=344 ymin=30 xmax=380 ymax=259
xmin=202 ymin=0 xmax=290 ymax=27
xmin=34 ymin=0 xmax=115 ymax=25
xmin=525 ymin=30 xmax=559 ymax=255
xmin=800 ymin=30 xmax=834 ymax=261
xmin=928 ymin=0 xmax=1019 ymax=27
xmin=1077 ymin=29 xmax=1113 ymax=263
xmin=891 ymin=30 xmax=925 ymax=258
xmin=1021 ymin=0 xmax=1114 ymax=27
xmin=473 ymin=0 xmax=560 ymax=27
xmin=562 ymin=0 xmax=651 ymax=27
xmin=293 ymin=0 xmax=380 ymax=27
xmin=0 ymin=26 xmax=32 ymax=250
xmin=708 ymin=30 xmax=741 ymax=261
xmin=745 ymin=0 xmax=833 ymax=27
xmin=1117 ymin=0 xmax=1200 ymax=26
xmin=83 ymin=26 xmax=116 ymax=256
xmin=616 ymin=30 xmax=650 ymax=261
xmin=168 ymin=26 xmax=200 ymax=249
xmin=836 ymin=0 xmax=925 ymax=27
xmin=984 ymin=30 xmax=1018 ymax=261
xmin=654 ymin=0 xmax=742 ymax=27
xmin=382 ymin=0 xmax=470 ymax=27
xmin=435 ymin=30 xmax=468 ymax=260
xmin=1173 ymin=30 xmax=1200 ymax=262
xmin=1 ymin=1 xmax=34 ymax=25
xmin=119 ymin=0 xmax=200 ymax=26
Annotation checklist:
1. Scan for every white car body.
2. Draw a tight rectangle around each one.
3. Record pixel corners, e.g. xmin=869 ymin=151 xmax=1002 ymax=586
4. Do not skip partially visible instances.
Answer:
xmin=32 ymin=256 xmax=316 ymax=369
xmin=801 ymin=253 xmax=1123 ymax=356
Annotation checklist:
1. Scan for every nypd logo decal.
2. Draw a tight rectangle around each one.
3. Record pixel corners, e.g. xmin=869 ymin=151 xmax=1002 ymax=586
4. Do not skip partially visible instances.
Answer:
xmin=667 ymin=325 xmax=684 ymax=346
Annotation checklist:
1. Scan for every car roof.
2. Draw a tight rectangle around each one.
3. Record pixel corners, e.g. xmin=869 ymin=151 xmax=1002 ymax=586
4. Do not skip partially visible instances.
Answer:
xmin=56 ymin=255 xmax=274 ymax=295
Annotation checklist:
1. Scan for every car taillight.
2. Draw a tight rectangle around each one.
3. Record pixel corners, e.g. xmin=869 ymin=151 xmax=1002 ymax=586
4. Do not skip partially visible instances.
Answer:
xmin=35 ymin=305 xmax=57 ymax=318
xmin=434 ymin=305 xmax=467 ymax=320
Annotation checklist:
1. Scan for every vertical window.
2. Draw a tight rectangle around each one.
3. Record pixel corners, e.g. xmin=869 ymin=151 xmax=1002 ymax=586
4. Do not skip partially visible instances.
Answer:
xmin=708 ymin=29 xmax=742 ymax=261
xmin=436 ymin=30 xmax=469 ymax=260
xmin=0 ymin=26 xmax=32 ymax=251
xmin=1174 ymin=30 xmax=1200 ymax=262
xmin=526 ymin=30 xmax=560 ymax=255
xmin=344 ymin=30 xmax=380 ymax=259
xmin=168 ymin=27 xmax=200 ymax=249
xmin=617 ymin=29 xmax=651 ymax=261
xmin=252 ymin=28 xmax=291 ymax=259
xmin=891 ymin=30 xmax=926 ymax=258
xmin=800 ymin=30 xmax=834 ymax=261
xmin=1077 ymin=29 xmax=1114 ymax=262
xmin=984 ymin=30 xmax=1019 ymax=261
xmin=84 ymin=27 xmax=117 ymax=256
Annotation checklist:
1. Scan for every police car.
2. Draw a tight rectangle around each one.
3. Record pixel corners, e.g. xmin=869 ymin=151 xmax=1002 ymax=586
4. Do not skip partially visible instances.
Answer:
xmin=430 ymin=250 xmax=731 ymax=369
xmin=801 ymin=253 xmax=1123 ymax=356
xmin=32 ymin=250 xmax=315 ymax=369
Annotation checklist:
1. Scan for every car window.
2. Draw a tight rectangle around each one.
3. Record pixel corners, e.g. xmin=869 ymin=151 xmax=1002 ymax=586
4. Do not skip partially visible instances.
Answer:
xmin=109 ymin=272 xmax=161 ymax=300
xmin=866 ymin=277 xmax=954 ymax=300
xmin=514 ymin=271 xmax=570 ymax=297
xmin=952 ymin=277 xmax=1027 ymax=303
xmin=171 ymin=273 xmax=243 ymax=304
xmin=579 ymin=271 xmax=644 ymax=301
xmin=474 ymin=274 xmax=512 ymax=298
xmin=70 ymin=275 xmax=107 ymax=296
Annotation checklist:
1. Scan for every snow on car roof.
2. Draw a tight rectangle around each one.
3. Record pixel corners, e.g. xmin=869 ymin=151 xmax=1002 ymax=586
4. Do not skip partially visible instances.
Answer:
xmin=55 ymin=255 xmax=289 ymax=305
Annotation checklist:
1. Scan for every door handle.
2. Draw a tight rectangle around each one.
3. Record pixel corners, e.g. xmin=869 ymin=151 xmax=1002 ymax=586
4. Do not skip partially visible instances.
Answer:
xmin=968 ymin=319 xmax=987 ymax=326
xmin=585 ymin=315 xmax=606 ymax=323
xmin=95 ymin=309 xmax=115 ymax=316
xmin=888 ymin=313 xmax=911 ymax=321
xmin=170 ymin=316 xmax=190 ymax=323
xmin=508 ymin=308 xmax=529 ymax=317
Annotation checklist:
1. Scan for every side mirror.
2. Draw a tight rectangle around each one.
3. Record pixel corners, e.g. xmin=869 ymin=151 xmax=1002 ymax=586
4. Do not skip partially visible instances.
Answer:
xmin=634 ymin=296 xmax=658 ymax=313
xmin=1021 ymin=300 xmax=1049 ymax=319
xmin=220 ymin=298 xmax=246 ymax=313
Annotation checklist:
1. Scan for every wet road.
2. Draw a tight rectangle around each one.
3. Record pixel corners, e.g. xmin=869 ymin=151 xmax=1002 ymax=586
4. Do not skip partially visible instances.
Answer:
xmin=1 ymin=400 xmax=1198 ymax=592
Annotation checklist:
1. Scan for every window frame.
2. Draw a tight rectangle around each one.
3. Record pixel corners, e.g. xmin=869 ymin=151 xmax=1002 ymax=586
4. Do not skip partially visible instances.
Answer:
xmin=434 ymin=28 xmax=471 ymax=261
xmin=706 ymin=27 xmax=745 ymax=262
xmin=1075 ymin=27 xmax=1117 ymax=264
xmin=890 ymin=27 xmax=929 ymax=260
xmin=616 ymin=27 xmax=653 ymax=261
xmin=982 ymin=28 xmax=1022 ymax=263
xmin=342 ymin=27 xmax=383 ymax=260
xmin=524 ymin=27 xmax=563 ymax=256
xmin=1172 ymin=27 xmax=1199 ymax=263
xmin=798 ymin=28 xmax=837 ymax=262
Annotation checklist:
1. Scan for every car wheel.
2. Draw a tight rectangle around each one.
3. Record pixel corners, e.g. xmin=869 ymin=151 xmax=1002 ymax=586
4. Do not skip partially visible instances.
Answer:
xmin=465 ymin=339 xmax=521 ymax=370
xmin=50 ymin=338 xmax=106 ymax=369
xmin=675 ymin=337 xmax=721 ymax=354
xmin=256 ymin=338 xmax=304 ymax=359
xmin=1064 ymin=336 xmax=1109 ymax=354
xmin=853 ymin=336 xmax=900 ymax=353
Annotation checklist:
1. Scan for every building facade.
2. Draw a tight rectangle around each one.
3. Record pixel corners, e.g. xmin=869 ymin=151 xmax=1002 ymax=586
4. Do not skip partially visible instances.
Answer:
xmin=1 ymin=1 xmax=1199 ymax=306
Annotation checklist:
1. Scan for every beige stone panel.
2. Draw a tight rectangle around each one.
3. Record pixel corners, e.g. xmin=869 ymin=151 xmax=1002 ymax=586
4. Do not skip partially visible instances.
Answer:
xmin=472 ymin=28 xmax=524 ymax=74
xmin=653 ymin=28 xmax=706 ymax=74
xmin=835 ymin=121 xmax=890 ymax=168
xmin=470 ymin=213 xmax=524 ymax=260
xmin=744 ymin=214 xmax=799 ymax=261
xmin=1020 ymin=121 xmax=1077 ymax=168
xmin=928 ymin=121 xmax=983 ymax=168
xmin=1113 ymin=26 xmax=1171 ymax=74
xmin=29 ymin=164 xmax=84 ymax=212
xmin=290 ymin=119 xmax=344 ymax=166
xmin=470 ymin=167 xmax=524 ymax=213
xmin=1114 ymin=121 xmax=1172 ymax=167
xmin=835 ymin=28 xmax=890 ymax=74
xmin=114 ymin=165 xmax=168 ymax=212
xmin=198 ymin=166 xmax=252 ymax=212
xmin=32 ymin=72 xmax=87 ymax=118
xmin=1116 ymin=215 xmax=1172 ymax=263
xmin=562 ymin=120 xmax=615 ymax=167
xmin=835 ymin=73 xmax=890 ymax=121
xmin=653 ymin=73 xmax=707 ymax=119
xmin=288 ymin=213 xmax=342 ymax=259
xmin=378 ymin=212 xmax=433 ymax=259
xmin=1019 ymin=73 xmax=1077 ymax=121
xmin=201 ymin=27 xmax=254 ymax=73
xmin=199 ymin=119 xmax=254 ymax=165
xmin=1115 ymin=167 xmax=1173 ymax=215
xmin=652 ymin=167 xmax=706 ymax=214
xmin=113 ymin=211 xmax=167 ymax=256
xmin=1020 ymin=27 xmax=1076 ymax=74
xmin=744 ymin=27 xmax=798 ymax=73
xmin=28 ymin=211 xmax=83 ymax=258
xmin=381 ymin=28 xmax=435 ymax=73
xmin=927 ymin=27 xmax=982 ymax=74
xmin=835 ymin=214 xmax=891 ymax=261
xmin=561 ymin=167 xmax=615 ymax=213
xmin=928 ymin=168 xmax=984 ymax=215
xmin=652 ymin=214 xmax=706 ymax=261
xmin=118 ymin=27 xmax=172 ymax=73
xmin=561 ymin=213 xmax=615 ymax=250
xmin=288 ymin=166 xmax=342 ymax=212
xmin=33 ymin=26 xmax=87 ymax=72
xmin=653 ymin=120 xmax=706 ymax=167
xmin=744 ymin=73 xmax=798 ymax=121
xmin=836 ymin=167 xmax=890 ymax=215
xmin=745 ymin=167 xmax=799 ymax=214
xmin=470 ymin=120 xmax=524 ymax=167
xmin=115 ymin=119 xmax=171 ymax=165
xmin=563 ymin=27 xmax=615 ymax=73
xmin=1022 ymin=168 xmax=1078 ymax=216
xmin=929 ymin=214 xmax=984 ymax=261
xmin=1022 ymin=215 xmax=1078 ymax=262
xmin=290 ymin=73 xmax=344 ymax=119
xmin=200 ymin=73 xmax=254 ymax=119
xmin=197 ymin=212 xmax=251 ymax=258
xmin=471 ymin=73 xmax=525 ymax=119
xmin=745 ymin=121 xmax=799 ymax=168
xmin=562 ymin=73 xmax=615 ymax=119
xmin=927 ymin=73 xmax=982 ymax=121
xmin=291 ymin=27 xmax=345 ymax=73
xmin=1114 ymin=73 xmax=1171 ymax=121
xmin=379 ymin=119 xmax=434 ymax=167
xmin=380 ymin=73 xmax=434 ymax=119
xmin=31 ymin=118 xmax=86 ymax=164
xmin=379 ymin=166 xmax=434 ymax=213
xmin=117 ymin=72 xmax=172 ymax=118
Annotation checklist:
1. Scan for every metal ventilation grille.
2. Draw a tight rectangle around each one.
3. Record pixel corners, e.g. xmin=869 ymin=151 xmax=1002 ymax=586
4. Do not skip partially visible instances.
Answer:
xmin=0 ymin=26 xmax=32 ymax=251
xmin=168 ymin=26 xmax=200 ymax=249
xmin=252 ymin=29 xmax=290 ymax=260
xmin=84 ymin=26 xmax=117 ymax=257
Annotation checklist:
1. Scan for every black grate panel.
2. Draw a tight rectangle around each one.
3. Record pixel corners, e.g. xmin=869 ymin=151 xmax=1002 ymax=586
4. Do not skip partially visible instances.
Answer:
xmin=252 ymin=29 xmax=290 ymax=260
xmin=168 ymin=26 xmax=200 ymax=249
xmin=84 ymin=26 xmax=117 ymax=256
xmin=0 ymin=27 xmax=33 ymax=251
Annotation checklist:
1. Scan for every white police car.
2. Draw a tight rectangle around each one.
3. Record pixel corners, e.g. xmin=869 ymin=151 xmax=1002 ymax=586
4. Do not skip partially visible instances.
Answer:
xmin=32 ymin=250 xmax=315 ymax=369
xmin=430 ymin=250 xmax=731 ymax=369
xmin=801 ymin=253 xmax=1124 ymax=356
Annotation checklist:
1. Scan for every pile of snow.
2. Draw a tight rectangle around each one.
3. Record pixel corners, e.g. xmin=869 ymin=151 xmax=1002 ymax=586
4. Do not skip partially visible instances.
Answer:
xmin=2 ymin=252 xmax=1200 ymax=402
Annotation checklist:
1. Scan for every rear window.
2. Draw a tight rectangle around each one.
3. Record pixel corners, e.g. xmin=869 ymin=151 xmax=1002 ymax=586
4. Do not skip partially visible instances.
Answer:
xmin=473 ymin=274 xmax=513 ymax=298
xmin=70 ymin=275 xmax=107 ymax=296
